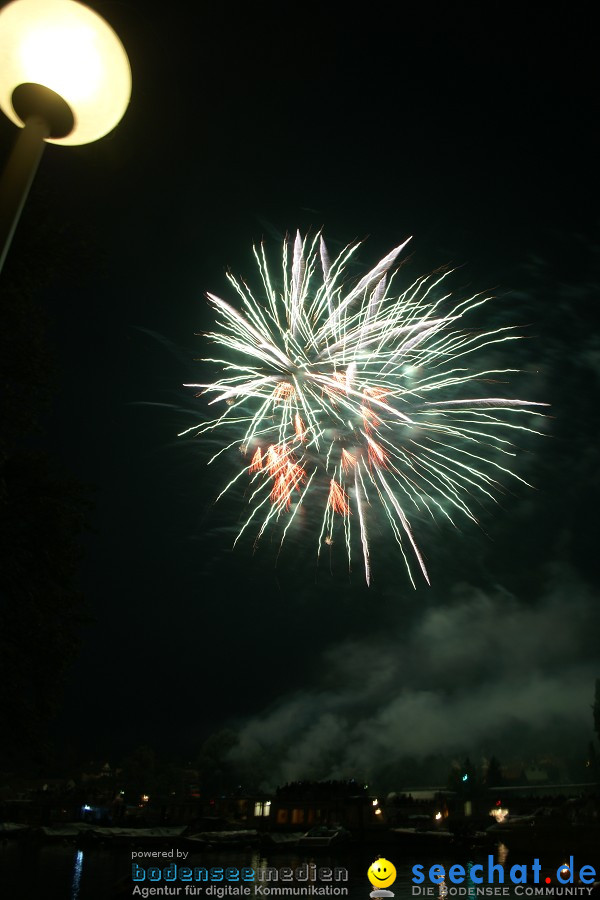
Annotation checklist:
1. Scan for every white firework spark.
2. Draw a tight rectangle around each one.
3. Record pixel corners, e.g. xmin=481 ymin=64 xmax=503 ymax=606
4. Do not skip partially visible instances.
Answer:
xmin=182 ymin=231 xmax=546 ymax=586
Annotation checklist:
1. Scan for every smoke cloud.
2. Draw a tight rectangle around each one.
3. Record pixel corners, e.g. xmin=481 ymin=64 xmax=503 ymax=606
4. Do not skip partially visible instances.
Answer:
xmin=228 ymin=567 xmax=598 ymax=790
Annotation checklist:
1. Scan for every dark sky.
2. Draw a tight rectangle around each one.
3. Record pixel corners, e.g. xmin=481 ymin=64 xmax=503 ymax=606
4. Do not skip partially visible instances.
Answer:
xmin=2 ymin=0 xmax=599 ymax=784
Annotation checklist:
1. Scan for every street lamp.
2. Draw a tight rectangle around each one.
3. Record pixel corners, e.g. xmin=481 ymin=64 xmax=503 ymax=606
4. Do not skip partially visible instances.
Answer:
xmin=0 ymin=0 xmax=131 ymax=272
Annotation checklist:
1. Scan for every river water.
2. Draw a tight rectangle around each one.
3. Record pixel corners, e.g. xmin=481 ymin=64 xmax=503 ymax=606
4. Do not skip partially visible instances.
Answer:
xmin=1 ymin=842 xmax=597 ymax=900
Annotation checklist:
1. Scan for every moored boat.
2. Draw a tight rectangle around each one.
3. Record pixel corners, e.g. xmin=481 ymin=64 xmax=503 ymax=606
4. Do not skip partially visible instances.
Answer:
xmin=297 ymin=825 xmax=351 ymax=848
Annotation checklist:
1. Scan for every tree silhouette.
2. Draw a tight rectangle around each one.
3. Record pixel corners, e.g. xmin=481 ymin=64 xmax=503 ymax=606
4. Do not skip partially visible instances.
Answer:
xmin=485 ymin=756 xmax=504 ymax=787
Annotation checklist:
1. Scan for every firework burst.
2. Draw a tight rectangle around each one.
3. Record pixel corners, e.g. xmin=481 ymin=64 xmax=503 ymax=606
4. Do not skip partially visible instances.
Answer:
xmin=182 ymin=232 xmax=546 ymax=586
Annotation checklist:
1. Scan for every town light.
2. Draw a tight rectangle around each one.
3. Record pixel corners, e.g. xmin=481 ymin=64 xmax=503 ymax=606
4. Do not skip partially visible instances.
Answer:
xmin=0 ymin=0 xmax=131 ymax=270
xmin=489 ymin=806 xmax=509 ymax=823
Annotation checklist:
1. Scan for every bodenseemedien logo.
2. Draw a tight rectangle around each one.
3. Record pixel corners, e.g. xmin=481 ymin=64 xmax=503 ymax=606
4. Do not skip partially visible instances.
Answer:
xmin=131 ymin=863 xmax=350 ymax=898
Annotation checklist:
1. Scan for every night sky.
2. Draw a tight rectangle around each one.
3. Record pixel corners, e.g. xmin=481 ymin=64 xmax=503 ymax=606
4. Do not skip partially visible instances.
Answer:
xmin=1 ymin=1 xmax=599 ymax=786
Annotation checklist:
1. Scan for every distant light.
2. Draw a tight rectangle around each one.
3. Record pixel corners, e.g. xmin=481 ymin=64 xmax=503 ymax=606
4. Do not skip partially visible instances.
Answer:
xmin=435 ymin=812 xmax=442 ymax=820
xmin=372 ymin=799 xmax=379 ymax=806
xmin=462 ymin=774 xmax=468 ymax=782
xmin=82 ymin=804 xmax=91 ymax=811
xmin=374 ymin=808 xmax=382 ymax=816
xmin=489 ymin=807 xmax=509 ymax=823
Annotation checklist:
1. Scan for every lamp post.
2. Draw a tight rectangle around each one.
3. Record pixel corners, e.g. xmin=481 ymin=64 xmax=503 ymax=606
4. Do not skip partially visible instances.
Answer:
xmin=0 ymin=0 xmax=131 ymax=273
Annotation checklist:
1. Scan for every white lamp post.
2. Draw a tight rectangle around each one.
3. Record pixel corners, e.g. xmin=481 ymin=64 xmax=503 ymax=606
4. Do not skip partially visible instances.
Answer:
xmin=0 ymin=0 xmax=131 ymax=271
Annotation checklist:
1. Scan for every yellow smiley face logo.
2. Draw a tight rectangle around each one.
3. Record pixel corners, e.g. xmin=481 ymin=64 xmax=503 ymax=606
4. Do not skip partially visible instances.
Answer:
xmin=368 ymin=858 xmax=397 ymax=889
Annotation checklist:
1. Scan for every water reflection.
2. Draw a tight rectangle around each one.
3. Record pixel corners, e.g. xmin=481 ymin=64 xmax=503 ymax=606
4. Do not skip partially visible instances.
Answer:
xmin=466 ymin=862 xmax=476 ymax=900
xmin=71 ymin=848 xmax=84 ymax=900
xmin=0 ymin=840 xmax=578 ymax=900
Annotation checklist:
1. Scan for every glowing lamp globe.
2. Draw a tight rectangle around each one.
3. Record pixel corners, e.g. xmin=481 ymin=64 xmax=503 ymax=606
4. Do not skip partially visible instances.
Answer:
xmin=0 ymin=0 xmax=131 ymax=145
